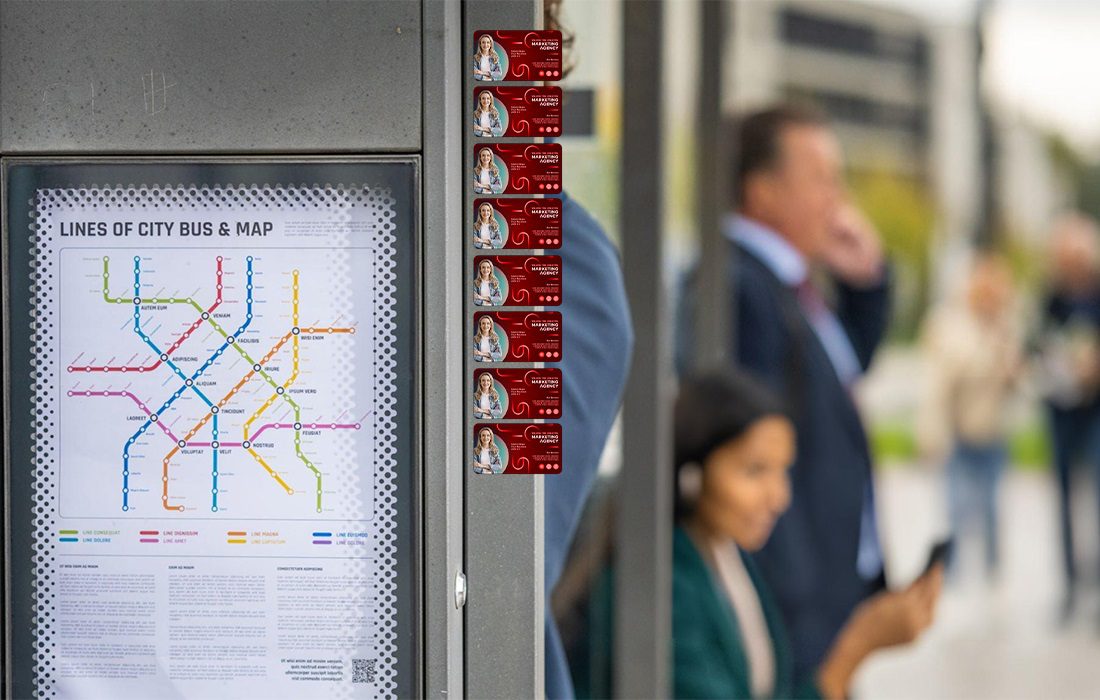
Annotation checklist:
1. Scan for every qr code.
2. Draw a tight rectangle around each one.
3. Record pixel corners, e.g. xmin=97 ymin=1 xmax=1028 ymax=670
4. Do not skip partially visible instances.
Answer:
xmin=352 ymin=658 xmax=377 ymax=684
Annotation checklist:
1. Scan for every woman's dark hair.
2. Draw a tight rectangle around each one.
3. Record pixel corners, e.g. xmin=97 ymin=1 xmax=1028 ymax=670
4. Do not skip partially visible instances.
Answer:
xmin=674 ymin=369 xmax=789 ymax=521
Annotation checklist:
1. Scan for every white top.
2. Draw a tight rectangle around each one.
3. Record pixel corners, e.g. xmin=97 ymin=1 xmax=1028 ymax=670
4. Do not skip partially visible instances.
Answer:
xmin=479 ymin=280 xmax=492 ymax=299
xmin=479 ymin=337 xmax=491 ymax=353
xmin=478 ymin=222 xmax=492 ymax=244
xmin=479 ymin=112 xmax=492 ymax=129
xmin=479 ymin=394 xmax=491 ymax=411
xmin=479 ymin=448 xmax=491 ymax=469
xmin=480 ymin=55 xmax=492 ymax=73
xmin=710 ymin=540 xmax=775 ymax=699
xmin=479 ymin=169 xmax=491 ymax=186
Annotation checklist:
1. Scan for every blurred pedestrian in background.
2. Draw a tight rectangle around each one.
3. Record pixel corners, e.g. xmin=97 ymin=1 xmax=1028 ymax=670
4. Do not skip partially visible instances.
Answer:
xmin=722 ymin=104 xmax=895 ymax=682
xmin=1033 ymin=214 xmax=1100 ymax=622
xmin=919 ymin=252 xmax=1022 ymax=582
xmin=672 ymin=370 xmax=942 ymax=699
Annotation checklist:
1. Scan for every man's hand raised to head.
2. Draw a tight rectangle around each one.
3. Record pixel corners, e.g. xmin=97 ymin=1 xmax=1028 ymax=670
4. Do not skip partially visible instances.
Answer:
xmin=821 ymin=203 xmax=886 ymax=288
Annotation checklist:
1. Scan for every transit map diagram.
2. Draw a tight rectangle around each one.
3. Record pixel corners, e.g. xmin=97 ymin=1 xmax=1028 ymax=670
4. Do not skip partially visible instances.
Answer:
xmin=58 ymin=249 xmax=375 ymax=520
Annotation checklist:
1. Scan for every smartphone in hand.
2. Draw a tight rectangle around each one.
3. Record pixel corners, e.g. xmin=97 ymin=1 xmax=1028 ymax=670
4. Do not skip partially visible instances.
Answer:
xmin=922 ymin=537 xmax=954 ymax=576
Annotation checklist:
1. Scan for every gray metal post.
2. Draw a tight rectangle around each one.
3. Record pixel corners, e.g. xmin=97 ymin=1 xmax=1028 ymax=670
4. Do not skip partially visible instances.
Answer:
xmin=615 ymin=0 xmax=672 ymax=697
xmin=463 ymin=2 xmax=546 ymax=698
xmin=422 ymin=0 xmax=466 ymax=697
xmin=691 ymin=0 xmax=732 ymax=371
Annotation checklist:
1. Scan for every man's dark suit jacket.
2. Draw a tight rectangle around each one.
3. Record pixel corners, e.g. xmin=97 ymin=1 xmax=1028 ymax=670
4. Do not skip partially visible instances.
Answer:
xmin=733 ymin=242 xmax=890 ymax=682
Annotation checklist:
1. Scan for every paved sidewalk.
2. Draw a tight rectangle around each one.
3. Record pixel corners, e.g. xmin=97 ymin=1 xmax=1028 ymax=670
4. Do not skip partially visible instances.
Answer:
xmin=857 ymin=467 xmax=1100 ymax=699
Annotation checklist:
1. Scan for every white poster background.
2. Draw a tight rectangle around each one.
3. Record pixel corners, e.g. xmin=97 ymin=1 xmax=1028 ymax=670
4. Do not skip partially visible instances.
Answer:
xmin=29 ymin=185 xmax=399 ymax=698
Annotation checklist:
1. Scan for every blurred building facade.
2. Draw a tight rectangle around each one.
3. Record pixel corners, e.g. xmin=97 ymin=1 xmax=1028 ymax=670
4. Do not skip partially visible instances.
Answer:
xmin=729 ymin=0 xmax=933 ymax=181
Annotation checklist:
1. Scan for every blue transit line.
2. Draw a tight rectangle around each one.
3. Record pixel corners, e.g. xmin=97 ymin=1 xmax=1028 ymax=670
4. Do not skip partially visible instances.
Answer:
xmin=120 ymin=256 xmax=253 ymax=511
xmin=211 ymin=414 xmax=220 ymax=512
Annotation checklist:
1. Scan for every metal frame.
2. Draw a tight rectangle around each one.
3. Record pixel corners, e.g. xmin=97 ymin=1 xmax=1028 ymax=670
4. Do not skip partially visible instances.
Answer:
xmin=1 ymin=155 xmax=426 ymax=698
xmin=615 ymin=0 xmax=672 ymax=696
xmin=462 ymin=2 xmax=546 ymax=698
xmin=1 ymin=0 xmax=555 ymax=696
xmin=421 ymin=0 xmax=467 ymax=696
xmin=692 ymin=0 xmax=732 ymax=371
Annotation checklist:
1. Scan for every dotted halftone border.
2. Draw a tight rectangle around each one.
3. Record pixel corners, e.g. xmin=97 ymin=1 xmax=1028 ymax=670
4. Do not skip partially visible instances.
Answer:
xmin=28 ymin=184 xmax=399 ymax=698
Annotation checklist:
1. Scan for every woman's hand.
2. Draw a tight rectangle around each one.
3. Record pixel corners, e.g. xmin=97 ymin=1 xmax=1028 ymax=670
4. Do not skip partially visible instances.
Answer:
xmin=816 ymin=564 xmax=944 ymax=699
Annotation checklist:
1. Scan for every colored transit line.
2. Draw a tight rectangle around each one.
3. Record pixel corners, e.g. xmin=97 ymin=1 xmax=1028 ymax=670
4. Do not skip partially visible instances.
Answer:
xmin=68 ymin=257 xmax=223 ymax=374
xmin=153 ymin=256 xmax=254 ymax=512
xmin=157 ymin=264 xmax=354 ymax=512
xmin=77 ymin=254 xmax=359 ymax=514
xmin=239 ymin=270 xmax=355 ymax=513
xmin=67 ymin=389 xmax=183 ymax=444
xmin=118 ymin=255 xmax=252 ymax=512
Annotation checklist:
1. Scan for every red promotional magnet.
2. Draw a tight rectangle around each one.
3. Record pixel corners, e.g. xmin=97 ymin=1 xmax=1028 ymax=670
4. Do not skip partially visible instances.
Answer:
xmin=472 ymin=368 xmax=563 ymax=420
xmin=472 ymin=198 xmax=561 ymax=250
xmin=472 ymin=423 xmax=562 ymax=475
xmin=473 ymin=255 xmax=561 ymax=307
xmin=472 ymin=87 xmax=563 ymax=138
xmin=473 ymin=144 xmax=562 ymax=195
xmin=472 ymin=30 xmax=563 ymax=82
xmin=472 ymin=311 xmax=562 ymax=363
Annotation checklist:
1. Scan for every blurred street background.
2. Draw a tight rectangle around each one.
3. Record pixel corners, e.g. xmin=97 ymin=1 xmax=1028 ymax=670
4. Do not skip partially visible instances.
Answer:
xmin=555 ymin=0 xmax=1100 ymax=696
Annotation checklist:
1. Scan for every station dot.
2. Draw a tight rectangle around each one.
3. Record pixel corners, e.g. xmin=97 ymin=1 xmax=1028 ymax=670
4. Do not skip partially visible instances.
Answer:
xmin=354 ymin=423 xmax=361 ymax=430
xmin=226 ymin=336 xmax=235 ymax=344
xmin=185 ymin=379 xmax=193 ymax=386
xmin=160 ymin=354 xmax=168 ymax=361
xmin=150 ymin=414 xmax=158 ymax=422
xmin=217 ymin=256 xmax=223 ymax=262
xmin=292 ymin=327 xmax=300 ymax=335
xmin=133 ymin=297 xmax=141 ymax=304
xmin=247 ymin=256 xmax=254 ymax=262
xmin=276 ymin=387 xmax=284 ymax=394
xmin=211 ymin=441 xmax=220 ymax=449
xmin=201 ymin=312 xmax=210 ymax=320
xmin=211 ymin=406 xmax=219 ymax=414
xmin=242 ymin=441 xmax=252 ymax=449
xmin=253 ymin=364 xmax=262 ymax=371
xmin=294 ymin=422 xmax=302 ymax=430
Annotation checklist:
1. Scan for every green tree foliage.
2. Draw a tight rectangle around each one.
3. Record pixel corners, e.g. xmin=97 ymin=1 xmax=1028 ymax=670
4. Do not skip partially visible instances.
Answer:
xmin=848 ymin=169 xmax=937 ymax=340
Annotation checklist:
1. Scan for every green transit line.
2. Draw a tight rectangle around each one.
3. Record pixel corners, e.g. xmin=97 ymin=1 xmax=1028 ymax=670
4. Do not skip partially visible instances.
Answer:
xmin=201 ymin=315 xmax=302 ymax=411
xmin=58 ymin=530 xmax=79 ymax=535
xmin=102 ymin=257 xmax=198 ymax=306
xmin=292 ymin=405 xmax=324 ymax=512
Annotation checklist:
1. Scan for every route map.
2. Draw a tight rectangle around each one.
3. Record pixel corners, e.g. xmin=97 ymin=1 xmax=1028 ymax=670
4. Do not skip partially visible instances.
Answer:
xmin=18 ymin=179 xmax=406 ymax=699
xmin=59 ymin=248 xmax=375 ymax=520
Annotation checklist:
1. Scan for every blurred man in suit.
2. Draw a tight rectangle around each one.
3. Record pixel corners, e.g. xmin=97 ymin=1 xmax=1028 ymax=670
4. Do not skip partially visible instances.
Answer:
xmin=727 ymin=104 xmax=940 ymax=682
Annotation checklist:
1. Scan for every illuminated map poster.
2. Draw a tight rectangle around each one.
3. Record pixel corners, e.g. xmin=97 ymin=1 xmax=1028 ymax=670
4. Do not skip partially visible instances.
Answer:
xmin=4 ymin=162 xmax=416 ymax=699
